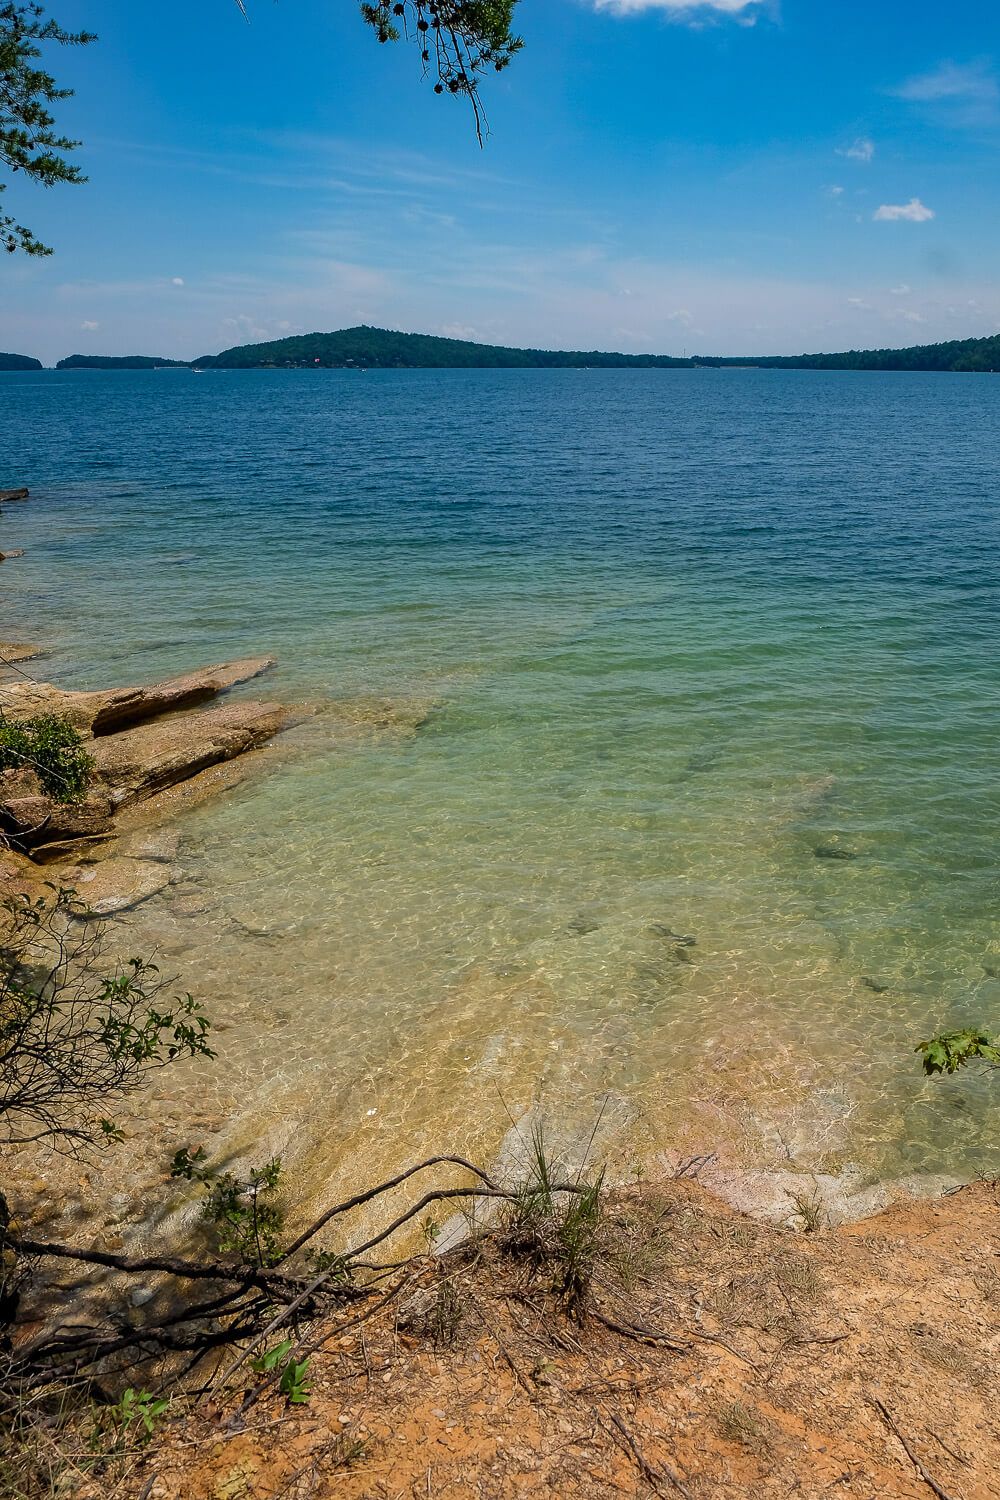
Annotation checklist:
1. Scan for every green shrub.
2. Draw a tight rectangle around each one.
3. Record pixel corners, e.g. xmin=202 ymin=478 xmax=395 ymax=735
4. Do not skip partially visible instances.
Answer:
xmin=0 ymin=713 xmax=94 ymax=802
xmin=2 ymin=889 xmax=214 ymax=1152
xmin=172 ymin=1147 xmax=286 ymax=1267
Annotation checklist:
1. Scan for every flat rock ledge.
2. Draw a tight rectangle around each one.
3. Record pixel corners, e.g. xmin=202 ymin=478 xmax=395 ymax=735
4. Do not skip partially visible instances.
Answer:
xmin=0 ymin=654 xmax=275 ymax=734
xmin=0 ymin=656 xmax=293 ymax=861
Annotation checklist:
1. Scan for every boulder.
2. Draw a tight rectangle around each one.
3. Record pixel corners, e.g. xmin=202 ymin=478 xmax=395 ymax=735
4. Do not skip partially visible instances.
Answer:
xmin=0 ymin=655 xmax=275 ymax=735
xmin=0 ymin=550 xmax=25 ymax=561
xmin=0 ymin=488 xmax=28 ymax=502
xmin=0 ymin=767 xmax=115 ymax=846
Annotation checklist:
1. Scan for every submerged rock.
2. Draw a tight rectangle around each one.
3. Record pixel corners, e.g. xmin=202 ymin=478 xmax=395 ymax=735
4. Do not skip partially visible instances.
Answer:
xmin=0 ymin=487 xmax=29 ymax=502
xmin=321 ymin=694 xmax=439 ymax=742
xmin=0 ymin=643 xmax=43 ymax=668
xmin=567 ymin=913 xmax=602 ymax=936
xmin=647 ymin=923 xmax=697 ymax=946
xmin=0 ymin=549 xmax=24 ymax=561
xmin=0 ymin=846 xmax=50 ymax=903
xmin=814 ymin=842 xmax=859 ymax=861
xmin=64 ymin=854 xmax=176 ymax=915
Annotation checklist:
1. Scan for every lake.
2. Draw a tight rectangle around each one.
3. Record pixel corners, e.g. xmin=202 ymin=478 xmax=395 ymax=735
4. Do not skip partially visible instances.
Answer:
xmin=2 ymin=366 xmax=999 ymax=1208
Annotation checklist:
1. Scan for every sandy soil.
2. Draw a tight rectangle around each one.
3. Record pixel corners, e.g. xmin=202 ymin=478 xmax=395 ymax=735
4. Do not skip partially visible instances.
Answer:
xmin=121 ymin=1174 xmax=1000 ymax=1500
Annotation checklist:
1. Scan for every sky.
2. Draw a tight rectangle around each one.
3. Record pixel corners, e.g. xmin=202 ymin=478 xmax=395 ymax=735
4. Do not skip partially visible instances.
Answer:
xmin=3 ymin=0 xmax=1000 ymax=363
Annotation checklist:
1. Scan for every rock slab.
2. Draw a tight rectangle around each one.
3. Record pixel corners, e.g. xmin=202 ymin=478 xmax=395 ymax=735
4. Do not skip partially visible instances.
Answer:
xmin=0 ymin=656 xmax=291 ymax=852
xmin=0 ymin=655 xmax=275 ymax=734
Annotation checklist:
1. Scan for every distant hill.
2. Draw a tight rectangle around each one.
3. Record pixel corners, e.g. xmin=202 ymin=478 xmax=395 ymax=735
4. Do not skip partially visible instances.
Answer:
xmin=190 ymin=324 xmax=1000 ymax=373
xmin=44 ymin=327 xmax=1000 ymax=374
xmin=193 ymin=326 xmax=691 ymax=370
xmin=56 ymin=354 xmax=191 ymax=370
xmin=720 ymin=333 xmax=1000 ymax=373
xmin=0 ymin=352 xmax=43 ymax=371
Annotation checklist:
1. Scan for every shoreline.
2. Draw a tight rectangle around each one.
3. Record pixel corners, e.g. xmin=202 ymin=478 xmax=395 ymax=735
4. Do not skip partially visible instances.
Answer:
xmin=5 ymin=624 xmax=1000 ymax=1498
xmin=1 ymin=479 xmax=993 ymax=1241
xmin=80 ymin=1174 xmax=1000 ymax=1500
xmin=0 ymin=628 xmax=980 ymax=1238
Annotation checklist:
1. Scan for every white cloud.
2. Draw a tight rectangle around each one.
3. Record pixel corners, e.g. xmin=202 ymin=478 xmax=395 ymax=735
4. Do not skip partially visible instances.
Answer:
xmin=80 ymin=320 xmax=99 ymax=331
xmin=827 ymin=184 xmax=844 ymax=197
xmin=440 ymin=323 xmax=477 ymax=339
xmin=892 ymin=60 xmax=999 ymax=126
xmin=839 ymin=137 xmax=875 ymax=162
xmin=592 ymin=0 xmax=761 ymax=18
xmin=873 ymin=198 xmax=935 ymax=222
xmin=894 ymin=60 xmax=997 ymax=105
xmin=171 ymin=276 xmax=185 ymax=286
xmin=889 ymin=283 xmax=912 ymax=295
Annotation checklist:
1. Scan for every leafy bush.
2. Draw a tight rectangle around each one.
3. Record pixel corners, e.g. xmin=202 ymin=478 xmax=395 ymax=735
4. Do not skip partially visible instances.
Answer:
xmin=1 ymin=888 xmax=213 ymax=1150
xmin=0 ymin=713 xmax=94 ymax=801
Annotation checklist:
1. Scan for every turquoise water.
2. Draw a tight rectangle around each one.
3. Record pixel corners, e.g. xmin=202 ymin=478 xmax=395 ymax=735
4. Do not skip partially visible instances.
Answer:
xmin=2 ymin=368 xmax=999 ymax=1199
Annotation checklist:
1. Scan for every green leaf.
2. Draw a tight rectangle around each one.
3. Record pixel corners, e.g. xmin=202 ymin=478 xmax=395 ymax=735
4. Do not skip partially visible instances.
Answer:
xmin=252 ymin=1338 xmax=294 ymax=1374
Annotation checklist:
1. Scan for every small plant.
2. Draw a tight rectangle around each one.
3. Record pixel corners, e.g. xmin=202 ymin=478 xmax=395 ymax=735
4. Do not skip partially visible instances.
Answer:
xmin=917 ymin=1028 xmax=1000 ymax=1075
xmin=501 ymin=1124 xmax=605 ymax=1321
xmin=172 ymin=1148 xmax=285 ymax=1267
xmin=90 ymin=1388 xmax=169 ymax=1458
xmin=421 ymin=1213 xmax=441 ymax=1251
xmin=787 ymin=1187 xmax=825 ymax=1233
xmin=505 ymin=1123 xmax=558 ymax=1236
xmin=715 ymin=1400 xmax=772 ymax=1458
xmin=0 ymin=713 xmax=94 ymax=802
xmin=251 ymin=1338 xmax=312 ymax=1404
xmin=304 ymin=1245 xmax=352 ymax=1283
xmin=555 ymin=1169 xmax=604 ymax=1315
xmin=429 ymin=1279 xmax=464 ymax=1347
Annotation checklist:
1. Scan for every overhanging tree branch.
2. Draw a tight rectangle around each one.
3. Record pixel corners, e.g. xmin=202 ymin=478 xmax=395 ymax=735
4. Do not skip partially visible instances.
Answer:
xmin=0 ymin=2 xmax=94 ymax=255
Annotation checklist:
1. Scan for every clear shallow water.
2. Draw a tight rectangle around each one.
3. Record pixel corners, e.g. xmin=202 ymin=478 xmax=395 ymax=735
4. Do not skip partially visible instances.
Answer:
xmin=2 ymin=368 xmax=999 ymax=1202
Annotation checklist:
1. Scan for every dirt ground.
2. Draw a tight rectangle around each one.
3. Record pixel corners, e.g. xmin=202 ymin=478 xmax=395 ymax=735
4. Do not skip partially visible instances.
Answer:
xmin=122 ymin=1174 xmax=1000 ymax=1500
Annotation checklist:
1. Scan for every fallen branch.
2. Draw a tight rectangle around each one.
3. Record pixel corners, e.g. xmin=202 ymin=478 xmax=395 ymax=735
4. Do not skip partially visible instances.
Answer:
xmin=10 ymin=1234 xmax=309 ymax=1301
xmin=592 ymin=1308 xmax=689 ymax=1354
xmin=870 ymin=1395 xmax=958 ymax=1500
xmin=604 ymin=1412 xmax=692 ymax=1499
xmin=279 ymin=1154 xmax=501 ymax=1261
